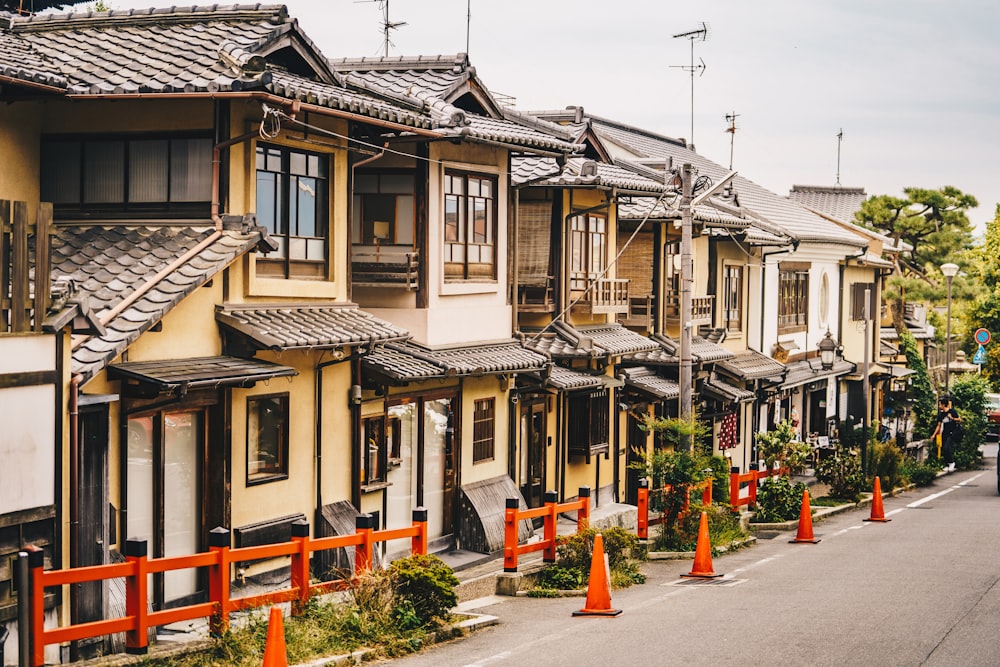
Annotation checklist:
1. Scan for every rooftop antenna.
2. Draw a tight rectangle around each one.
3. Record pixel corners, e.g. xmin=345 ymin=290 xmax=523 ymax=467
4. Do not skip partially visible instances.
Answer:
xmin=356 ymin=0 xmax=407 ymax=57
xmin=671 ymin=22 xmax=709 ymax=149
xmin=466 ymin=0 xmax=471 ymax=56
xmin=836 ymin=128 xmax=843 ymax=185
xmin=725 ymin=111 xmax=740 ymax=169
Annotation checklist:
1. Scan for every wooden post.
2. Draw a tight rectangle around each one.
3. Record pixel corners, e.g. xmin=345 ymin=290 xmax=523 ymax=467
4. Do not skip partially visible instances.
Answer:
xmin=354 ymin=514 xmax=373 ymax=574
xmin=10 ymin=201 xmax=28 ymax=332
xmin=26 ymin=546 xmax=44 ymax=667
xmin=208 ymin=527 xmax=231 ymax=635
xmin=702 ymin=478 xmax=713 ymax=506
xmin=542 ymin=491 xmax=558 ymax=563
xmin=290 ymin=520 xmax=311 ymax=615
xmin=749 ymin=461 xmax=759 ymax=508
xmin=637 ymin=479 xmax=649 ymax=540
xmin=577 ymin=486 xmax=591 ymax=531
xmin=124 ymin=539 xmax=149 ymax=655
xmin=730 ymin=467 xmax=740 ymax=510
xmin=503 ymin=498 xmax=519 ymax=572
xmin=32 ymin=203 xmax=53 ymax=332
xmin=411 ymin=508 xmax=428 ymax=556
xmin=0 ymin=200 xmax=9 ymax=333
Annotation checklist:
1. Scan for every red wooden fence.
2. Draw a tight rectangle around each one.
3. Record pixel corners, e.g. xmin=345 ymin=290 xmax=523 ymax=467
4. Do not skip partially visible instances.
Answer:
xmin=636 ymin=478 xmax=713 ymax=540
xmin=729 ymin=464 xmax=789 ymax=511
xmin=503 ymin=487 xmax=590 ymax=572
xmin=24 ymin=511 xmax=427 ymax=666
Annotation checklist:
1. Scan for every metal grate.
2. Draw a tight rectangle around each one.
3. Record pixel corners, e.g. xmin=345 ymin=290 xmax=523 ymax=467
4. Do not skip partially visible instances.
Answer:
xmin=670 ymin=577 xmax=745 ymax=587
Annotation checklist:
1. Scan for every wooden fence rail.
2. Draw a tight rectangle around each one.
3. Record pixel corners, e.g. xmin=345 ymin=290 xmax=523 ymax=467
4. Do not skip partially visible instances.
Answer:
xmin=503 ymin=487 xmax=590 ymax=572
xmin=22 ymin=510 xmax=428 ymax=666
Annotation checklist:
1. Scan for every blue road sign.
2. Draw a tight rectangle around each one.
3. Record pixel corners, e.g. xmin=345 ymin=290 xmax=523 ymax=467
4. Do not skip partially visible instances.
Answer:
xmin=973 ymin=345 xmax=987 ymax=365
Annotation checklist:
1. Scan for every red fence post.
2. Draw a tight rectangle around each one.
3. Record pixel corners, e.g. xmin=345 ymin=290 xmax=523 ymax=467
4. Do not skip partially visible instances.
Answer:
xmin=355 ymin=514 xmax=374 ymax=574
xmin=637 ymin=478 xmax=649 ymax=540
xmin=542 ymin=491 xmax=558 ymax=563
xmin=124 ymin=538 xmax=149 ymax=655
xmin=702 ymin=478 xmax=713 ymax=506
xmin=749 ymin=461 xmax=759 ymax=508
xmin=411 ymin=508 xmax=428 ymax=556
xmin=577 ymin=486 xmax=591 ymax=532
xmin=729 ymin=466 xmax=740 ymax=509
xmin=290 ymin=519 xmax=311 ymax=615
xmin=503 ymin=498 xmax=519 ymax=573
xmin=208 ymin=527 xmax=231 ymax=635
xmin=27 ymin=546 xmax=45 ymax=667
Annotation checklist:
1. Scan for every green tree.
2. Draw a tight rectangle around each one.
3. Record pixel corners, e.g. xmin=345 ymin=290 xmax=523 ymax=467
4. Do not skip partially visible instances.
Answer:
xmin=898 ymin=329 xmax=936 ymax=440
xmin=855 ymin=186 xmax=978 ymax=331
xmin=962 ymin=205 xmax=1000 ymax=388
xmin=949 ymin=373 xmax=988 ymax=470
xmin=754 ymin=419 xmax=812 ymax=475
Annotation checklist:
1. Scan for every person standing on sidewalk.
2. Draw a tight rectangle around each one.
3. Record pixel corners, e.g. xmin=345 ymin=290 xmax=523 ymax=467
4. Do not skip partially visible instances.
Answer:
xmin=931 ymin=396 xmax=961 ymax=471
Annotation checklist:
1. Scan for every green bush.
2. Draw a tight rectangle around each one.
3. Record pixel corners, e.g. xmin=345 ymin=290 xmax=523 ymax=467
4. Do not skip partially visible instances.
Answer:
xmin=535 ymin=526 xmax=645 ymax=591
xmin=755 ymin=420 xmax=813 ymax=475
xmin=815 ymin=441 xmax=865 ymax=502
xmin=900 ymin=458 xmax=939 ymax=487
xmin=752 ymin=476 xmax=807 ymax=523
xmin=868 ymin=436 xmax=903 ymax=491
xmin=951 ymin=374 xmax=988 ymax=470
xmin=384 ymin=554 xmax=458 ymax=627
xmin=676 ymin=503 xmax=747 ymax=548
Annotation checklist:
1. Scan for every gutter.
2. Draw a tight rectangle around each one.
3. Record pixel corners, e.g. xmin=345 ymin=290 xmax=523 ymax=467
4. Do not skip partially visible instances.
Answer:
xmin=0 ymin=73 xmax=66 ymax=94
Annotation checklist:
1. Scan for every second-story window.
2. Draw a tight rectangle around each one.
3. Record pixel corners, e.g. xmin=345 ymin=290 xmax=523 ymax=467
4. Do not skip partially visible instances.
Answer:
xmin=567 ymin=388 xmax=609 ymax=456
xmin=256 ymin=144 xmax=329 ymax=280
xmin=41 ymin=134 xmax=212 ymax=218
xmin=353 ymin=171 xmax=415 ymax=245
xmin=723 ymin=265 xmax=743 ymax=332
xmin=444 ymin=171 xmax=496 ymax=280
xmin=850 ymin=282 xmax=877 ymax=321
xmin=569 ymin=213 xmax=607 ymax=290
xmin=472 ymin=398 xmax=496 ymax=463
xmin=778 ymin=264 xmax=809 ymax=332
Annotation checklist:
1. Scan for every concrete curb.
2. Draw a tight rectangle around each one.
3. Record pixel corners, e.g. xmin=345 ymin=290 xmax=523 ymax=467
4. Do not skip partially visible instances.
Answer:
xmin=646 ymin=536 xmax=758 ymax=560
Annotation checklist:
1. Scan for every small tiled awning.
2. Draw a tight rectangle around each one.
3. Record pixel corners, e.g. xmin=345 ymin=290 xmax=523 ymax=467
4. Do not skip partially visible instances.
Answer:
xmin=216 ymin=303 xmax=410 ymax=351
xmin=363 ymin=340 xmax=548 ymax=383
xmin=542 ymin=365 xmax=606 ymax=391
xmin=717 ymin=349 xmax=786 ymax=382
xmin=852 ymin=362 xmax=915 ymax=381
xmin=526 ymin=321 xmax=657 ymax=359
xmin=702 ymin=375 xmax=756 ymax=403
xmin=780 ymin=358 xmax=856 ymax=389
xmin=109 ymin=356 xmax=298 ymax=394
xmin=630 ymin=333 xmax=734 ymax=365
xmin=620 ymin=366 xmax=679 ymax=400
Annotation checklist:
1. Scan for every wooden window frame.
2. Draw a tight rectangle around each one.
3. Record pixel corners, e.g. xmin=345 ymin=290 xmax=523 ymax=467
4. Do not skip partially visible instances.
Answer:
xmin=444 ymin=170 xmax=497 ymax=281
xmin=569 ymin=212 xmax=608 ymax=291
xmin=723 ymin=264 xmax=743 ymax=332
xmin=255 ymin=143 xmax=330 ymax=280
xmin=362 ymin=415 xmax=388 ymax=486
xmin=778 ymin=266 xmax=809 ymax=333
xmin=850 ymin=282 xmax=877 ymax=321
xmin=567 ymin=388 xmax=610 ymax=457
xmin=247 ymin=393 xmax=289 ymax=485
xmin=472 ymin=397 xmax=496 ymax=463
xmin=352 ymin=170 xmax=416 ymax=246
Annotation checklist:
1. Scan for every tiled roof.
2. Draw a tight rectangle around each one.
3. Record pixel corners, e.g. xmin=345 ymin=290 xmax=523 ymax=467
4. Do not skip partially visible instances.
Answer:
xmin=525 ymin=321 xmax=657 ymax=359
xmin=50 ymin=224 xmax=264 ymax=383
xmin=702 ymin=374 xmax=756 ymax=403
xmin=363 ymin=340 xmax=548 ymax=382
xmin=717 ymin=349 xmax=786 ymax=382
xmin=542 ymin=365 xmax=606 ymax=390
xmin=451 ymin=114 xmax=582 ymax=153
xmin=548 ymin=112 xmax=868 ymax=249
xmin=652 ymin=333 xmax=735 ymax=364
xmin=880 ymin=321 xmax=935 ymax=341
xmin=880 ymin=340 xmax=899 ymax=357
xmin=620 ymin=366 xmax=679 ymax=400
xmin=788 ymin=185 xmax=867 ymax=224
xmin=216 ymin=303 xmax=410 ymax=351
xmin=11 ymin=5 xmax=298 ymax=95
xmin=779 ymin=358 xmax=856 ymax=389
xmin=0 ymin=29 xmax=67 ymax=89
xmin=331 ymin=53 xmax=470 ymax=100
xmin=511 ymin=156 xmax=666 ymax=193
xmin=108 ymin=355 xmax=297 ymax=392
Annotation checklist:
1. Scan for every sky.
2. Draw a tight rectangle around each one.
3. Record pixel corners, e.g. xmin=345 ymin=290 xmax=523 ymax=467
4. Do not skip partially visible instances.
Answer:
xmin=66 ymin=1 xmax=1000 ymax=233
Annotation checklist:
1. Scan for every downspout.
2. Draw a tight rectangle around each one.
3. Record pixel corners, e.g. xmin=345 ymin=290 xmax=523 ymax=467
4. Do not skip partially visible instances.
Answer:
xmin=613 ymin=388 xmax=620 ymax=504
xmin=350 ymin=351 xmax=363 ymax=510
xmin=68 ymin=372 xmax=81 ymax=635
xmin=557 ymin=392 xmax=565 ymax=500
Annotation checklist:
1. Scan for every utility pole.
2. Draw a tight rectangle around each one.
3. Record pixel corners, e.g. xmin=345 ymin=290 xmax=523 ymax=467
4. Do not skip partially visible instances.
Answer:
xmin=679 ymin=163 xmax=694 ymax=448
xmin=836 ymin=129 xmax=843 ymax=186
xmin=861 ymin=287 xmax=870 ymax=474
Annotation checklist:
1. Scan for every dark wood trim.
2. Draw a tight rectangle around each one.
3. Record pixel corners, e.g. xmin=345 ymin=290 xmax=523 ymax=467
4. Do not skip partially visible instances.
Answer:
xmin=0 ymin=504 xmax=56 ymax=529
xmin=415 ymin=143 xmax=429 ymax=308
xmin=778 ymin=261 xmax=810 ymax=271
xmin=0 ymin=370 xmax=57 ymax=388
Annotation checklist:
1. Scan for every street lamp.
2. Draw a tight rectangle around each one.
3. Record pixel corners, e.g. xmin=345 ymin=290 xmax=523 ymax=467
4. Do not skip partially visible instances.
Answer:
xmin=941 ymin=262 xmax=960 ymax=395
xmin=818 ymin=330 xmax=838 ymax=371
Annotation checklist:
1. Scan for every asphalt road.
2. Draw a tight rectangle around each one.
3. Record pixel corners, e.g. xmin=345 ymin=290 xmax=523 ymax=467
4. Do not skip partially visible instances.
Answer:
xmin=381 ymin=460 xmax=1000 ymax=667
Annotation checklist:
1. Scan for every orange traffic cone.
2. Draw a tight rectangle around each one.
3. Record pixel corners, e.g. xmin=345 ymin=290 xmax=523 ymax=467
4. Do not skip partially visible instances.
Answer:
xmin=262 ymin=606 xmax=288 ymax=667
xmin=864 ymin=476 xmax=891 ymax=523
xmin=572 ymin=533 xmax=622 ymax=617
xmin=681 ymin=511 xmax=723 ymax=579
xmin=790 ymin=489 xmax=820 ymax=544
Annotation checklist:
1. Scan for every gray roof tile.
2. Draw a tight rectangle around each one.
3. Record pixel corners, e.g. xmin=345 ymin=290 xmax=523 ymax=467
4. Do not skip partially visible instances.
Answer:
xmin=788 ymin=185 xmax=868 ymax=224
xmin=703 ymin=374 xmax=756 ymax=403
xmin=540 ymin=365 xmax=605 ymax=391
xmin=525 ymin=321 xmax=657 ymax=359
xmin=48 ymin=224 xmax=263 ymax=383
xmin=363 ymin=340 xmax=548 ymax=382
xmin=779 ymin=358 xmax=856 ymax=389
xmin=717 ymin=349 xmax=786 ymax=382
xmin=512 ymin=156 xmax=666 ymax=193
xmin=216 ymin=303 xmax=410 ymax=351
xmin=620 ymin=366 xmax=679 ymax=400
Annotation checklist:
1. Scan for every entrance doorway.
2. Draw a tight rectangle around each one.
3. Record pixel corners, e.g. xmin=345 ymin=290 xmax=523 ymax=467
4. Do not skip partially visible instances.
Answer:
xmin=77 ymin=405 xmax=110 ymax=657
xmin=519 ymin=400 xmax=546 ymax=509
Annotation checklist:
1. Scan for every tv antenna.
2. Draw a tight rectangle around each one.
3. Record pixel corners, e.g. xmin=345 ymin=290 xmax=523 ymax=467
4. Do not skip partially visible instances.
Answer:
xmin=671 ymin=22 xmax=709 ymax=148
xmin=356 ymin=0 xmax=407 ymax=57
xmin=725 ymin=111 xmax=740 ymax=169
xmin=836 ymin=128 xmax=843 ymax=185
xmin=466 ymin=0 xmax=472 ymax=56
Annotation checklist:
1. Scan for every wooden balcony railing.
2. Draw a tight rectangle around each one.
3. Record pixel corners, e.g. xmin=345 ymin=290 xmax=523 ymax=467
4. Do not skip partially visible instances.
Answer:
xmin=619 ymin=294 xmax=654 ymax=329
xmin=517 ymin=276 xmax=556 ymax=313
xmin=581 ymin=277 xmax=629 ymax=315
xmin=351 ymin=245 xmax=418 ymax=290
xmin=664 ymin=294 xmax=714 ymax=326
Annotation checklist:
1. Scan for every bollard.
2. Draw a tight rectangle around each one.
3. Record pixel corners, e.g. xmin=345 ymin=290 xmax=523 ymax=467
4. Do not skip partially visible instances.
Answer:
xmin=637 ymin=479 xmax=649 ymax=540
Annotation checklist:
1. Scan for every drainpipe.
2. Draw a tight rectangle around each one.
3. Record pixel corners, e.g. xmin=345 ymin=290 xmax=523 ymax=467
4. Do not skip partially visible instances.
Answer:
xmin=68 ymin=372 xmax=81 ymax=638
xmin=557 ymin=392 xmax=565 ymax=500
xmin=350 ymin=351 xmax=363 ymax=510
